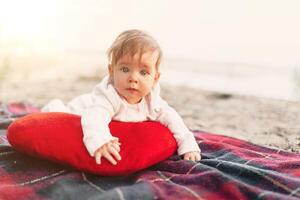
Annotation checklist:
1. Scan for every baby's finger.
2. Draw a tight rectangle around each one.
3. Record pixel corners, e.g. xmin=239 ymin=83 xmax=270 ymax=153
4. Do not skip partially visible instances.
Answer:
xmin=196 ymin=154 xmax=201 ymax=161
xmin=112 ymin=138 xmax=119 ymax=143
xmin=184 ymin=154 xmax=196 ymax=162
xmin=183 ymin=154 xmax=190 ymax=160
xmin=191 ymin=155 xmax=197 ymax=162
xmin=109 ymin=146 xmax=122 ymax=161
xmin=112 ymin=140 xmax=121 ymax=146
xmin=187 ymin=155 xmax=193 ymax=161
xmin=95 ymin=152 xmax=102 ymax=164
xmin=103 ymin=152 xmax=117 ymax=165
xmin=111 ymin=142 xmax=121 ymax=152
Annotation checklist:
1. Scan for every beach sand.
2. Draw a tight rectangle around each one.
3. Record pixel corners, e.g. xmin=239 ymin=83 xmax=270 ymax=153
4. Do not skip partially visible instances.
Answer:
xmin=1 ymin=69 xmax=299 ymax=152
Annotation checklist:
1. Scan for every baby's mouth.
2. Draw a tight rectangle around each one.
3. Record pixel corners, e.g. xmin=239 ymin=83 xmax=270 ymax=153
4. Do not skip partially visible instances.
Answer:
xmin=126 ymin=88 xmax=138 ymax=92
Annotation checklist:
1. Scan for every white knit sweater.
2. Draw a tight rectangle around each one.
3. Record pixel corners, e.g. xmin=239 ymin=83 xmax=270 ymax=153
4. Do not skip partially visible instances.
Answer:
xmin=42 ymin=76 xmax=200 ymax=157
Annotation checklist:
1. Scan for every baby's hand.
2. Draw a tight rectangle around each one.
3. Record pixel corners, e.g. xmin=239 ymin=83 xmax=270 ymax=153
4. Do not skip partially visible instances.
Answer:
xmin=94 ymin=140 xmax=121 ymax=165
xmin=183 ymin=151 xmax=201 ymax=162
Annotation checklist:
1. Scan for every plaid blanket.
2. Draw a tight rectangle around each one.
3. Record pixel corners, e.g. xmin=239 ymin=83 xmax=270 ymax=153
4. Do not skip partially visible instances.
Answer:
xmin=0 ymin=102 xmax=300 ymax=200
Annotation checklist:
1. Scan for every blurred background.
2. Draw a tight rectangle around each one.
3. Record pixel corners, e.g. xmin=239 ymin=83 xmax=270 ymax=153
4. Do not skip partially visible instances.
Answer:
xmin=1 ymin=0 xmax=300 ymax=102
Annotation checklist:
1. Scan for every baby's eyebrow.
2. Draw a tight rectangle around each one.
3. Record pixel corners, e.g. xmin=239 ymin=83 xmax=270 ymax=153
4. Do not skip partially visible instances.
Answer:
xmin=139 ymin=63 xmax=150 ymax=69
xmin=118 ymin=62 xmax=130 ymax=66
xmin=116 ymin=61 xmax=151 ymax=70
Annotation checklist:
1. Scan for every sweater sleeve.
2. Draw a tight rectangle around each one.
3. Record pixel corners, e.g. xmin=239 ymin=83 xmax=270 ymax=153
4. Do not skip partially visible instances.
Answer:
xmin=81 ymin=99 xmax=118 ymax=157
xmin=156 ymin=98 xmax=201 ymax=155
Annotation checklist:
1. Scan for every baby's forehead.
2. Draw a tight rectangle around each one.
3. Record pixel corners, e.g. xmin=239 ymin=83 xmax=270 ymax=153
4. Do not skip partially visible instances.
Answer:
xmin=116 ymin=50 xmax=159 ymax=66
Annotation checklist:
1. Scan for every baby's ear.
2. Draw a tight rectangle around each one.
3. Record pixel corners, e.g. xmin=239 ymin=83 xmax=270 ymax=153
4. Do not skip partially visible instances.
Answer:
xmin=108 ymin=64 xmax=114 ymax=83
xmin=108 ymin=64 xmax=113 ymax=75
xmin=154 ymin=72 xmax=160 ymax=84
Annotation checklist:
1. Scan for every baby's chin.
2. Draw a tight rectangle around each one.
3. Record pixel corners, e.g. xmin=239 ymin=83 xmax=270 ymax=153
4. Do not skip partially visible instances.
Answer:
xmin=118 ymin=93 xmax=142 ymax=104
xmin=125 ymin=97 xmax=143 ymax=104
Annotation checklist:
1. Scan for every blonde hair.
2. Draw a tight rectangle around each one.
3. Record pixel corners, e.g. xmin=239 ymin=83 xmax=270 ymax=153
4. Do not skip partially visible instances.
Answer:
xmin=107 ymin=29 xmax=162 ymax=68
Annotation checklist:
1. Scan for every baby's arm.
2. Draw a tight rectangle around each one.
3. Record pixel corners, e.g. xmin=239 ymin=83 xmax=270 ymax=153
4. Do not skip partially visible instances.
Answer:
xmin=81 ymin=102 xmax=120 ymax=164
xmin=156 ymin=98 xmax=201 ymax=161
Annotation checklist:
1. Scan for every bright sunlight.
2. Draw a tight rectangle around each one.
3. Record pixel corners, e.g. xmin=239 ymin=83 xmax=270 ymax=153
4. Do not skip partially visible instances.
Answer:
xmin=0 ymin=0 xmax=61 ymax=57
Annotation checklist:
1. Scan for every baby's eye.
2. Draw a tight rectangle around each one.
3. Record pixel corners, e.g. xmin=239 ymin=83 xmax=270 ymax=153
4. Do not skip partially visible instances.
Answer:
xmin=120 ymin=67 xmax=129 ymax=73
xmin=140 ymin=70 xmax=149 ymax=76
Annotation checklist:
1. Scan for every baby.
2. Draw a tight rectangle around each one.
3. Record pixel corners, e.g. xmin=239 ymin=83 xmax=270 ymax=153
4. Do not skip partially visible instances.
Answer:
xmin=42 ymin=29 xmax=201 ymax=165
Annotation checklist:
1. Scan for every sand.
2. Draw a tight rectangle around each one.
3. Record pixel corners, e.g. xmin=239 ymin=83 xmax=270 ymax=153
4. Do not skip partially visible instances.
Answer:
xmin=1 ymin=70 xmax=299 ymax=152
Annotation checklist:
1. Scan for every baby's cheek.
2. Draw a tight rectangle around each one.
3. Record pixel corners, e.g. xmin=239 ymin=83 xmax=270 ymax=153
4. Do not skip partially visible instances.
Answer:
xmin=142 ymin=86 xmax=152 ymax=95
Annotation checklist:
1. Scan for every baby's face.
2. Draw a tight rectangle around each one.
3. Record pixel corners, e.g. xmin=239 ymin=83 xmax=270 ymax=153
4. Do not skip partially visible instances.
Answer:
xmin=109 ymin=50 xmax=160 ymax=104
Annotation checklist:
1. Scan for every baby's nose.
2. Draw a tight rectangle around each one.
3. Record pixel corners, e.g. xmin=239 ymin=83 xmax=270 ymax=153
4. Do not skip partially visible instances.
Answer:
xmin=129 ymin=78 xmax=138 ymax=83
xmin=129 ymin=72 xmax=139 ymax=83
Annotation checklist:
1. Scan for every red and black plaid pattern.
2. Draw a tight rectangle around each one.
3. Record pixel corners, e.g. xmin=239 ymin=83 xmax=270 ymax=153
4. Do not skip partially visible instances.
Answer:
xmin=0 ymin=102 xmax=299 ymax=200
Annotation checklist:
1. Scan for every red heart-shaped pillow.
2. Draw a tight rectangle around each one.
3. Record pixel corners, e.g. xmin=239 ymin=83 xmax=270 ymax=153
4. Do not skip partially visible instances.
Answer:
xmin=7 ymin=112 xmax=177 ymax=176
